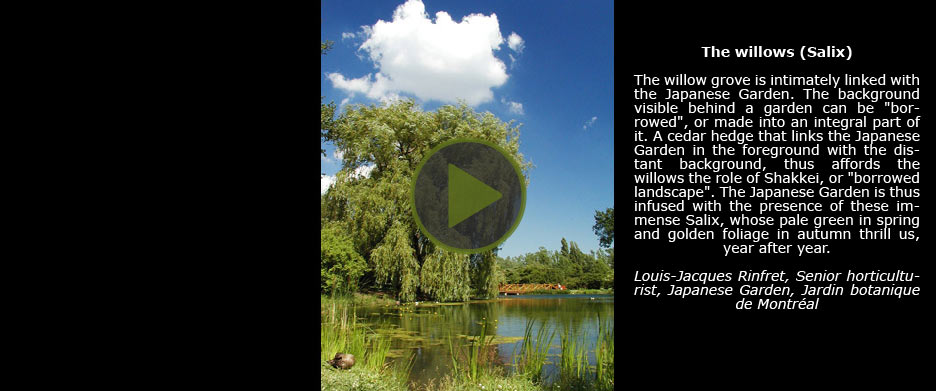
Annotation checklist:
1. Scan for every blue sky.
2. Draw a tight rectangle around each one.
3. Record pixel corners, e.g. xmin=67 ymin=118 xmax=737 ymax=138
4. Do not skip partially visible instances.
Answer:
xmin=321 ymin=0 xmax=614 ymax=257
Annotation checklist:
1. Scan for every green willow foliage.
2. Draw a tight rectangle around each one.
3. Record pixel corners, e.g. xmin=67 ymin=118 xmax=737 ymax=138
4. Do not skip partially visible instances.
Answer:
xmin=321 ymin=99 xmax=530 ymax=302
xmin=420 ymin=250 xmax=471 ymax=302
xmin=321 ymin=225 xmax=367 ymax=294
xmin=321 ymin=97 xmax=337 ymax=158
xmin=470 ymin=251 xmax=505 ymax=299
xmin=321 ymin=40 xmax=336 ymax=158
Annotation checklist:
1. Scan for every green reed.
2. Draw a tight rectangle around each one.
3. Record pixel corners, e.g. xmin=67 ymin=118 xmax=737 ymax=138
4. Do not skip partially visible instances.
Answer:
xmin=559 ymin=323 xmax=588 ymax=379
xmin=553 ymin=315 xmax=615 ymax=391
xmin=555 ymin=323 xmax=591 ymax=391
xmin=511 ymin=319 xmax=555 ymax=383
xmin=320 ymin=298 xmax=400 ymax=375
xmin=594 ymin=314 xmax=614 ymax=391
xmin=389 ymin=349 xmax=417 ymax=388
xmin=447 ymin=320 xmax=496 ymax=382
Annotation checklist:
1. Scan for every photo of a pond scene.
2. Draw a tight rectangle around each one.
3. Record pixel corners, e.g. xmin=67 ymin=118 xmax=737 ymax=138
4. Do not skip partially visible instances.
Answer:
xmin=322 ymin=1 xmax=613 ymax=390
xmin=321 ymin=242 xmax=614 ymax=391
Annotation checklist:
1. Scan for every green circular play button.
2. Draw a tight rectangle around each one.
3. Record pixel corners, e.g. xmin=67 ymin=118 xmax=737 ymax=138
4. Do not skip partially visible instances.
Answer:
xmin=411 ymin=139 xmax=526 ymax=254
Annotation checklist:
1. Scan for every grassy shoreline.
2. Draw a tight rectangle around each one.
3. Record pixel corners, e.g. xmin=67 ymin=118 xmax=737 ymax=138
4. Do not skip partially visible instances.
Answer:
xmin=321 ymin=294 xmax=413 ymax=391
xmin=321 ymin=294 xmax=613 ymax=390
xmin=504 ymin=289 xmax=614 ymax=296
xmin=321 ymin=292 xmax=400 ymax=308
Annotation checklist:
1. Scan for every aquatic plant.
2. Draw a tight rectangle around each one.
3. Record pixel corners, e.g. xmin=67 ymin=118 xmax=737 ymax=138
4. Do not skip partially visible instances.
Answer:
xmin=594 ymin=314 xmax=614 ymax=391
xmin=447 ymin=321 xmax=497 ymax=382
xmin=511 ymin=319 xmax=555 ymax=383
xmin=554 ymin=315 xmax=615 ymax=391
xmin=556 ymin=323 xmax=591 ymax=390
xmin=321 ymin=298 xmax=413 ymax=385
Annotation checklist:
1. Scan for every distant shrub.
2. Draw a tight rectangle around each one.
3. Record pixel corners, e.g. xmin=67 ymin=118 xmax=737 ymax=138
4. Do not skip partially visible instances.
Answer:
xmin=526 ymin=289 xmax=570 ymax=295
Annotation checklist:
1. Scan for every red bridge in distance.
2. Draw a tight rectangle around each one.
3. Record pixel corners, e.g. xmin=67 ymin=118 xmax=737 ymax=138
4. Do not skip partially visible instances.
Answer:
xmin=499 ymin=283 xmax=565 ymax=295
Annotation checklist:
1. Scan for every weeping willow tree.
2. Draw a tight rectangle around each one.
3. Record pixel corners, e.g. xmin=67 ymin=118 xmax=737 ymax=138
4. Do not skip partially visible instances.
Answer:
xmin=321 ymin=99 xmax=531 ymax=302
xmin=470 ymin=251 xmax=505 ymax=299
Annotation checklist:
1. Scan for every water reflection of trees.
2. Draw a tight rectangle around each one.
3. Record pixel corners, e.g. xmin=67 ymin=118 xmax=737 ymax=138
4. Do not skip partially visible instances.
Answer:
xmin=498 ymin=298 xmax=614 ymax=337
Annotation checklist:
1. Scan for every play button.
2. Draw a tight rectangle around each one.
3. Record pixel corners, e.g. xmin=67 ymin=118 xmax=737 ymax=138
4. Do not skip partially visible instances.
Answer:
xmin=412 ymin=139 xmax=526 ymax=253
xmin=448 ymin=164 xmax=502 ymax=228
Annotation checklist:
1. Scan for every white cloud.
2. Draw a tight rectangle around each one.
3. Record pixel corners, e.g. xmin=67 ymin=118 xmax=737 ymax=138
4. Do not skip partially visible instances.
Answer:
xmin=507 ymin=32 xmax=524 ymax=53
xmin=327 ymin=0 xmax=511 ymax=106
xmin=322 ymin=164 xmax=375 ymax=195
xmin=379 ymin=92 xmax=402 ymax=104
xmin=507 ymin=101 xmax=524 ymax=115
xmin=333 ymin=149 xmax=345 ymax=161
xmin=583 ymin=116 xmax=598 ymax=130
xmin=321 ymin=174 xmax=336 ymax=195
xmin=351 ymin=164 xmax=376 ymax=179
xmin=328 ymin=73 xmax=376 ymax=95
xmin=341 ymin=32 xmax=356 ymax=40
xmin=501 ymin=97 xmax=524 ymax=115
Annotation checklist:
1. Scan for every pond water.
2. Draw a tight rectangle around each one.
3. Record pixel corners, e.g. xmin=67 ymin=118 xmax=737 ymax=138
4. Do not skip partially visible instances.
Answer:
xmin=355 ymin=294 xmax=614 ymax=386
